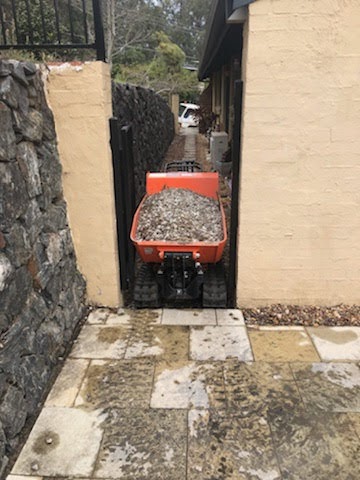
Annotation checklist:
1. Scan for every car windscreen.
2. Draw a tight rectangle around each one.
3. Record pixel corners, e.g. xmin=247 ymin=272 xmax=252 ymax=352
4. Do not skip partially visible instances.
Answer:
xmin=184 ymin=108 xmax=196 ymax=118
xmin=179 ymin=105 xmax=186 ymax=116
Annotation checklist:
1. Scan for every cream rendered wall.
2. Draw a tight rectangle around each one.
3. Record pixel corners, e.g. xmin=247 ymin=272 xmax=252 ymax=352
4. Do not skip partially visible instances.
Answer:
xmin=46 ymin=61 xmax=121 ymax=307
xmin=238 ymin=0 xmax=360 ymax=306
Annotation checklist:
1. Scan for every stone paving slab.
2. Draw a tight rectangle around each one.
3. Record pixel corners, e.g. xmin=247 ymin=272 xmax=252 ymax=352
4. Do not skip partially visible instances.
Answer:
xmin=190 ymin=325 xmax=253 ymax=361
xmin=216 ymin=308 xmax=245 ymax=325
xmin=9 ymin=308 xmax=360 ymax=480
xmin=87 ymin=308 xmax=111 ymax=324
xmin=75 ymin=359 xmax=155 ymax=409
xmin=87 ymin=308 xmax=162 ymax=326
xmin=188 ymin=409 xmax=281 ymax=480
xmin=291 ymin=362 xmax=360 ymax=412
xmin=224 ymin=361 xmax=302 ymax=416
xmin=125 ymin=325 xmax=189 ymax=361
xmin=7 ymin=476 xmax=42 ymax=480
xmin=162 ymin=308 xmax=216 ymax=325
xmin=307 ymin=326 xmax=360 ymax=361
xmin=151 ymin=361 xmax=225 ymax=409
xmin=268 ymin=409 xmax=360 ymax=480
xmin=93 ymin=408 xmax=187 ymax=479
xmin=12 ymin=407 xmax=104 ymax=477
xmin=45 ymin=358 xmax=89 ymax=407
xmin=70 ymin=325 xmax=129 ymax=359
xmin=107 ymin=309 xmax=162 ymax=326
xmin=348 ymin=412 xmax=360 ymax=437
xmin=248 ymin=327 xmax=320 ymax=362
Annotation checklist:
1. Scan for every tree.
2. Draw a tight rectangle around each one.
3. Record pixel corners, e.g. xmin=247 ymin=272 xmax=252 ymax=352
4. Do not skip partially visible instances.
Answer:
xmin=113 ymin=31 xmax=199 ymax=101
xmin=103 ymin=0 xmax=166 ymax=64
xmin=156 ymin=0 xmax=210 ymax=63
xmin=102 ymin=0 xmax=209 ymax=66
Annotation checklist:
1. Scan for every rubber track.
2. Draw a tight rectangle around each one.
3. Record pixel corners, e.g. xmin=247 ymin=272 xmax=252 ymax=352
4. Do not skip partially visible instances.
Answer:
xmin=134 ymin=264 xmax=160 ymax=308
xmin=203 ymin=262 xmax=227 ymax=308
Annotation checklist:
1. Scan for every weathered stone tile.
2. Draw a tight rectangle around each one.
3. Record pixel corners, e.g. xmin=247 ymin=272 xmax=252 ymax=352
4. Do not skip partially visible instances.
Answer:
xmin=151 ymin=361 xmax=226 ymax=409
xmin=106 ymin=308 xmax=162 ymax=326
xmin=70 ymin=325 xmax=129 ymax=359
xmin=269 ymin=409 xmax=360 ymax=480
xmin=188 ymin=409 xmax=281 ymax=480
xmin=162 ymin=308 xmax=216 ymax=325
xmin=216 ymin=309 xmax=245 ymax=326
xmin=348 ymin=413 xmax=360 ymax=438
xmin=224 ymin=361 xmax=302 ymax=416
xmin=307 ymin=327 xmax=360 ymax=361
xmin=248 ymin=328 xmax=320 ymax=362
xmin=75 ymin=359 xmax=154 ymax=409
xmin=87 ymin=308 xmax=111 ymax=324
xmin=45 ymin=358 xmax=89 ymax=407
xmin=248 ymin=325 xmax=305 ymax=331
xmin=190 ymin=326 xmax=253 ymax=361
xmin=94 ymin=409 xmax=187 ymax=479
xmin=7 ymin=476 xmax=42 ymax=480
xmin=125 ymin=325 xmax=189 ymax=361
xmin=12 ymin=407 xmax=103 ymax=477
xmin=106 ymin=310 xmax=132 ymax=325
xmin=291 ymin=362 xmax=360 ymax=412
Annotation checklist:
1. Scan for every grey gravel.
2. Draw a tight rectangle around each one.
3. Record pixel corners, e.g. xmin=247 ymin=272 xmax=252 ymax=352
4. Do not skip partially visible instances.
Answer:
xmin=244 ymin=304 xmax=360 ymax=326
xmin=136 ymin=188 xmax=223 ymax=243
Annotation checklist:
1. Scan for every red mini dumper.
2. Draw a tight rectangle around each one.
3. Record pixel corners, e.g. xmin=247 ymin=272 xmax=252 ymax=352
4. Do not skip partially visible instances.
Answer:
xmin=130 ymin=172 xmax=227 ymax=308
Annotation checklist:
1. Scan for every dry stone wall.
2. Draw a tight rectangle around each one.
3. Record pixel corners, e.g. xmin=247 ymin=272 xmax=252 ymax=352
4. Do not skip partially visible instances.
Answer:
xmin=112 ymin=83 xmax=174 ymax=203
xmin=0 ymin=60 xmax=86 ymax=475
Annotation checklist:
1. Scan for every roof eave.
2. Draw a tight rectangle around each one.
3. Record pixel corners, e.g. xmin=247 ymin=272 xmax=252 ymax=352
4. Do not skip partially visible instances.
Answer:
xmin=198 ymin=0 xmax=255 ymax=80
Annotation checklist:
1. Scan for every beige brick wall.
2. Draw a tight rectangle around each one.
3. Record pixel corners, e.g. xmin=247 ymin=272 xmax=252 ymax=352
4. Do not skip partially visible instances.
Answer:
xmin=238 ymin=0 xmax=360 ymax=306
xmin=46 ymin=62 xmax=122 ymax=307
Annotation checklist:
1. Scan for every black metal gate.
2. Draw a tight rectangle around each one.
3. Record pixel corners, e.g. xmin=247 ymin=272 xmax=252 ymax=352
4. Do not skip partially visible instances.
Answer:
xmin=0 ymin=0 xmax=105 ymax=61
xmin=109 ymin=118 xmax=136 ymax=294
xmin=227 ymin=79 xmax=243 ymax=307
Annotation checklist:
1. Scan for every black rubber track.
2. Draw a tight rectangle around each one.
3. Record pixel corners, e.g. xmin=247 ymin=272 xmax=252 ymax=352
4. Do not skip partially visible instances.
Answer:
xmin=202 ymin=261 xmax=227 ymax=308
xmin=134 ymin=264 xmax=160 ymax=308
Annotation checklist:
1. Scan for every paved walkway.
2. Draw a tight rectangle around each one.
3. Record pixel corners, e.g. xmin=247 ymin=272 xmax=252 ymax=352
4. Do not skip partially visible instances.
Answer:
xmin=182 ymin=127 xmax=197 ymax=162
xmin=9 ymin=308 xmax=360 ymax=480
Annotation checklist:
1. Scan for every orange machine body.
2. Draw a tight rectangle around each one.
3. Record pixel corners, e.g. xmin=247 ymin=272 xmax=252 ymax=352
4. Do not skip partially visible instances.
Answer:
xmin=130 ymin=172 xmax=227 ymax=264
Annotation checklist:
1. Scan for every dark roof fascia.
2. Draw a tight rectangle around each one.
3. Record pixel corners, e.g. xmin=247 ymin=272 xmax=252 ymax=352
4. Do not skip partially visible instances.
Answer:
xmin=198 ymin=0 xmax=225 ymax=81
xmin=198 ymin=0 xmax=257 ymax=80
xmin=199 ymin=25 xmax=231 ymax=80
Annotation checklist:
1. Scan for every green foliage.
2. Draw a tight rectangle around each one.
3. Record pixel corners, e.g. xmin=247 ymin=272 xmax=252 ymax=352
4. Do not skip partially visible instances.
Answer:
xmin=106 ymin=0 xmax=209 ymax=67
xmin=149 ymin=32 xmax=185 ymax=76
xmin=113 ymin=31 xmax=200 ymax=101
xmin=156 ymin=0 xmax=210 ymax=62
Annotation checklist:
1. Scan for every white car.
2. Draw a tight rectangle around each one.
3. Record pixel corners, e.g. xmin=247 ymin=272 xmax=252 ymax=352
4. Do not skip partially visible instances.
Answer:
xmin=178 ymin=103 xmax=200 ymax=128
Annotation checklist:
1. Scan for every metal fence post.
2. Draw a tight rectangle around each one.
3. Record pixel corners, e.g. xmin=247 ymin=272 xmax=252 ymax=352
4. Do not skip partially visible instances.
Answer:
xmin=109 ymin=119 xmax=136 ymax=293
xmin=92 ymin=0 xmax=106 ymax=61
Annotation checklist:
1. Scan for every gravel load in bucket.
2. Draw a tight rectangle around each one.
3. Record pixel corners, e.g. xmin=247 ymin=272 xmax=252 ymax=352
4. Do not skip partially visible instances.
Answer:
xmin=136 ymin=188 xmax=223 ymax=243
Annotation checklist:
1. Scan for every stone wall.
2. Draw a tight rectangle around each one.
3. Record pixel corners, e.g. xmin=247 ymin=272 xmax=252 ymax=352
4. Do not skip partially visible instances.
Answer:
xmin=0 ymin=60 xmax=86 ymax=475
xmin=112 ymin=83 xmax=175 ymax=203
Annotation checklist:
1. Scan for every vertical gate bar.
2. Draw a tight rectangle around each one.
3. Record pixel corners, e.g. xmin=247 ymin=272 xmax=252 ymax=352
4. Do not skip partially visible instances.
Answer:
xmin=121 ymin=125 xmax=136 ymax=283
xmin=92 ymin=0 xmax=106 ymax=61
xmin=53 ymin=0 xmax=61 ymax=44
xmin=81 ymin=0 xmax=89 ymax=44
xmin=110 ymin=118 xmax=129 ymax=292
xmin=0 ymin=3 xmax=7 ymax=45
xmin=24 ymin=0 xmax=34 ymax=43
xmin=68 ymin=0 xmax=75 ymax=43
xmin=227 ymin=79 xmax=243 ymax=308
xmin=11 ymin=0 xmax=20 ymax=43
xmin=39 ymin=0 xmax=48 ymax=43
